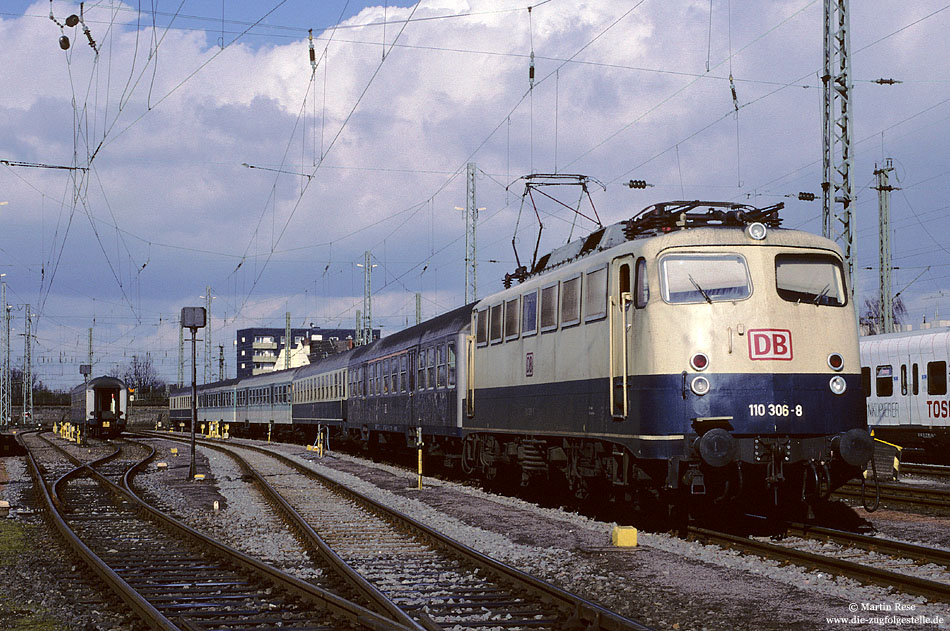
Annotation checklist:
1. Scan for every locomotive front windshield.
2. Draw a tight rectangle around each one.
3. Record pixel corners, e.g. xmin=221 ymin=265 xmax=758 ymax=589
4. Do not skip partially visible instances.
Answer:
xmin=775 ymin=253 xmax=847 ymax=306
xmin=660 ymin=253 xmax=752 ymax=304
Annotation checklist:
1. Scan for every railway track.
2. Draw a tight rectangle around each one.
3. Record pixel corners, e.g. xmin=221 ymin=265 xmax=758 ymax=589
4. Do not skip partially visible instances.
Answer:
xmin=686 ymin=524 xmax=950 ymax=603
xmin=140 ymin=431 xmax=652 ymax=631
xmin=902 ymin=463 xmax=950 ymax=479
xmin=19 ymin=430 xmax=418 ymax=631
xmin=834 ymin=479 xmax=950 ymax=511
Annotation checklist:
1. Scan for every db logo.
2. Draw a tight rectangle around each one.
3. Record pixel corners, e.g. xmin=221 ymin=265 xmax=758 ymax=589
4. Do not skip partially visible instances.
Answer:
xmin=748 ymin=329 xmax=793 ymax=361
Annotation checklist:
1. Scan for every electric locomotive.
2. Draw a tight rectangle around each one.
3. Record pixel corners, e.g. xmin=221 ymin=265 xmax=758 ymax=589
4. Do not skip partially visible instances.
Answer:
xmin=179 ymin=200 xmax=874 ymax=511
xmin=70 ymin=376 xmax=128 ymax=438
xmin=462 ymin=200 xmax=872 ymax=509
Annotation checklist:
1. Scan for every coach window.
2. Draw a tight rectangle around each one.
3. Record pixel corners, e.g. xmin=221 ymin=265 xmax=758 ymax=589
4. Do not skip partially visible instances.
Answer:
xmin=418 ymin=350 xmax=427 ymax=390
xmin=505 ymin=297 xmax=520 ymax=341
xmin=522 ymin=290 xmax=538 ymax=337
xmin=428 ymin=347 xmax=436 ymax=388
xmin=635 ymin=257 xmax=649 ymax=308
xmin=540 ymin=283 xmax=559 ymax=332
xmin=391 ymin=360 xmax=399 ymax=394
xmin=400 ymin=355 xmax=408 ymax=392
xmin=927 ymin=361 xmax=947 ymax=396
xmin=384 ymin=359 xmax=391 ymax=394
xmin=876 ymin=365 xmax=893 ymax=397
xmin=490 ymin=303 xmax=504 ymax=344
xmin=437 ymin=345 xmax=447 ymax=388
xmin=913 ymin=364 xmax=919 ymax=395
xmin=448 ymin=342 xmax=457 ymax=386
xmin=584 ymin=266 xmax=608 ymax=322
xmin=476 ymin=309 xmax=489 ymax=347
xmin=901 ymin=365 xmax=908 ymax=396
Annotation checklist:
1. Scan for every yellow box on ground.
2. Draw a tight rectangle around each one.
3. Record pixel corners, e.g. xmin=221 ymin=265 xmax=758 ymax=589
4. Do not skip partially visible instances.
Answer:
xmin=611 ymin=525 xmax=638 ymax=547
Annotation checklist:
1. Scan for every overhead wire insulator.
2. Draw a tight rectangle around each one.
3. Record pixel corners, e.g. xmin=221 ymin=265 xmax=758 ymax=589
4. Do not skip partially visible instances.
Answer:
xmin=627 ymin=179 xmax=651 ymax=189
xmin=308 ymin=29 xmax=317 ymax=72
xmin=729 ymin=73 xmax=739 ymax=111
xmin=798 ymin=192 xmax=817 ymax=201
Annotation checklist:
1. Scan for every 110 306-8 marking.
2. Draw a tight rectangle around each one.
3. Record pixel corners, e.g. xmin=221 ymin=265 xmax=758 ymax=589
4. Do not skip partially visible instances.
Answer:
xmin=749 ymin=403 xmax=804 ymax=418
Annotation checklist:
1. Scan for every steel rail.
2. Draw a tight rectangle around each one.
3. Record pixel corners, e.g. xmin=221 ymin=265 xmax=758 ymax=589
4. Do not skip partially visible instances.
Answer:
xmin=141 ymin=431 xmax=653 ymax=631
xmin=902 ymin=463 xmax=950 ymax=479
xmin=145 ymin=436 xmax=429 ymax=631
xmin=18 ymin=430 xmax=181 ymax=631
xmin=785 ymin=523 xmax=950 ymax=569
xmin=835 ymin=481 xmax=950 ymax=510
xmin=23 ymin=431 xmax=416 ymax=631
xmin=687 ymin=526 xmax=950 ymax=603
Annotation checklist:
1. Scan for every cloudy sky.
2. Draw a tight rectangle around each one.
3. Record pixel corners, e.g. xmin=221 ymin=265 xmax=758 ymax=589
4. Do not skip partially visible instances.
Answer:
xmin=2 ymin=0 xmax=949 ymax=390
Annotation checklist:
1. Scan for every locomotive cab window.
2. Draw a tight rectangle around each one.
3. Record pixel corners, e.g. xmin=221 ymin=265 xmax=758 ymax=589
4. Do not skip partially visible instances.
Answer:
xmin=635 ymin=257 xmax=649 ymax=308
xmin=660 ymin=253 xmax=751 ymax=304
xmin=927 ymin=361 xmax=947 ymax=396
xmin=775 ymin=253 xmax=846 ymax=306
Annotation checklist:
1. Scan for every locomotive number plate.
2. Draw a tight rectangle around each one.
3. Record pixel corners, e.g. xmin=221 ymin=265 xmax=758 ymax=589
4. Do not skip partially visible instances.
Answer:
xmin=748 ymin=403 xmax=803 ymax=418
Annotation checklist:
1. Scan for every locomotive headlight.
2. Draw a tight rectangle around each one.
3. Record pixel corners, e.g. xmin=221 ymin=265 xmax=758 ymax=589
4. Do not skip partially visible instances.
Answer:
xmin=690 ymin=375 xmax=711 ymax=396
xmin=829 ymin=375 xmax=847 ymax=395
xmin=827 ymin=353 xmax=844 ymax=371
xmin=745 ymin=222 xmax=767 ymax=241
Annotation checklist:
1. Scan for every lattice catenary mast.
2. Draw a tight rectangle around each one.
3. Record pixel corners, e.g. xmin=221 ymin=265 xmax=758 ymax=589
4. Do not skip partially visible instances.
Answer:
xmin=821 ymin=0 xmax=855 ymax=295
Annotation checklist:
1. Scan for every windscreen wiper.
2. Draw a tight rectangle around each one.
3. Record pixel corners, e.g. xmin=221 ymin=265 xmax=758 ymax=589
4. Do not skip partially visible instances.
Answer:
xmin=688 ymin=274 xmax=714 ymax=304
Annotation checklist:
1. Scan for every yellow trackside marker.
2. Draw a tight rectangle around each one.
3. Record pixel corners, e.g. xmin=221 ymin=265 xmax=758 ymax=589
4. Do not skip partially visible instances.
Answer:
xmin=156 ymin=462 xmax=168 ymax=470
xmin=611 ymin=526 xmax=638 ymax=547
xmin=193 ymin=474 xmax=205 ymax=480
xmin=171 ymin=448 xmax=178 ymax=456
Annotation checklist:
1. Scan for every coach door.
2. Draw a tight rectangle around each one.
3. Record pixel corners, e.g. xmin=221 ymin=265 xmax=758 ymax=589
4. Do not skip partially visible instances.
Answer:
xmin=609 ymin=256 xmax=634 ymax=419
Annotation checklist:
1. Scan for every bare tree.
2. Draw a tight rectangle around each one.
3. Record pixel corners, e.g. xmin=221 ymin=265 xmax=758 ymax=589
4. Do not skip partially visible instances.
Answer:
xmin=110 ymin=354 xmax=165 ymax=396
xmin=860 ymin=296 xmax=908 ymax=335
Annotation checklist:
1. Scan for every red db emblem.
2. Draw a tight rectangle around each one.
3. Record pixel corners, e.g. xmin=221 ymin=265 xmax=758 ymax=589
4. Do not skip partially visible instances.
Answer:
xmin=748 ymin=329 xmax=793 ymax=361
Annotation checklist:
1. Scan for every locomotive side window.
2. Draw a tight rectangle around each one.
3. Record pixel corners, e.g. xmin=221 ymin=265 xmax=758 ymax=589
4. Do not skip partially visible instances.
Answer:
xmin=505 ymin=297 xmax=520 ymax=340
xmin=876 ymin=365 xmax=893 ymax=397
xmin=927 ymin=361 xmax=947 ymax=395
xmin=901 ymin=365 xmax=908 ymax=396
xmin=562 ymin=275 xmax=581 ymax=327
xmin=913 ymin=363 xmax=919 ymax=395
xmin=775 ymin=253 xmax=846 ymax=306
xmin=635 ymin=257 xmax=649 ymax=308
xmin=584 ymin=266 xmax=607 ymax=322
xmin=476 ymin=309 xmax=489 ymax=346
xmin=522 ymin=291 xmax=538 ymax=337
xmin=660 ymin=253 xmax=751 ymax=304
xmin=490 ymin=304 xmax=503 ymax=344
xmin=540 ymin=283 xmax=558 ymax=332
